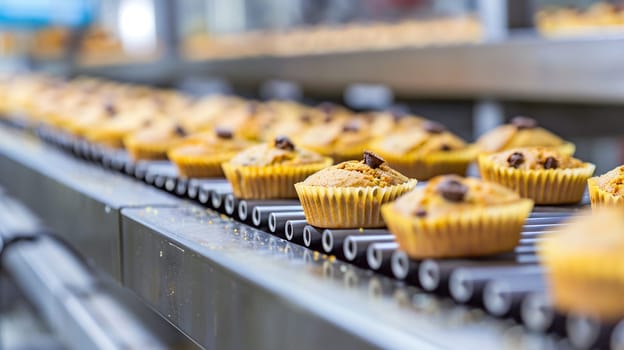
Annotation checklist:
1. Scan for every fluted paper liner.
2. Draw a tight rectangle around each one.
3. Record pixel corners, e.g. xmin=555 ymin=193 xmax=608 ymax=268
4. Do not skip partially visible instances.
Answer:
xmin=295 ymin=179 xmax=417 ymax=228
xmin=382 ymin=199 xmax=533 ymax=258
xmin=223 ymin=158 xmax=332 ymax=199
xmin=587 ymin=177 xmax=624 ymax=209
xmin=168 ymin=150 xmax=238 ymax=178
xmin=478 ymin=155 xmax=595 ymax=205
xmin=371 ymin=146 xmax=477 ymax=180
xmin=124 ymin=139 xmax=170 ymax=161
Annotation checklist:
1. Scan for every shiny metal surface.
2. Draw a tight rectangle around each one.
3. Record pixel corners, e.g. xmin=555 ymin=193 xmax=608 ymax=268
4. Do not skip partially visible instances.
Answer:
xmin=0 ymin=126 xmax=178 ymax=280
xmin=185 ymin=35 xmax=624 ymax=103
xmin=121 ymin=205 xmax=554 ymax=350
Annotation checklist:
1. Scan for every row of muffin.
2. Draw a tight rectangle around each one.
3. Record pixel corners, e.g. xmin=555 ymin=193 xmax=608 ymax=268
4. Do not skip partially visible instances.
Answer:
xmin=0 ymin=74 xmax=580 ymax=181
xmin=3 ymin=74 xmax=624 ymax=325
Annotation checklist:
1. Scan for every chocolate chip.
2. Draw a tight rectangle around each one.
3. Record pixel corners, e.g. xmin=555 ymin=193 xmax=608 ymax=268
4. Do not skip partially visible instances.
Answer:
xmin=423 ymin=121 xmax=446 ymax=134
xmin=414 ymin=209 xmax=427 ymax=218
xmin=511 ymin=116 xmax=538 ymax=130
xmin=507 ymin=152 xmax=525 ymax=168
xmin=543 ymin=156 xmax=559 ymax=169
xmin=143 ymin=120 xmax=152 ymax=127
xmin=215 ymin=127 xmax=233 ymax=139
xmin=363 ymin=151 xmax=384 ymax=169
xmin=440 ymin=144 xmax=451 ymax=151
xmin=104 ymin=102 xmax=117 ymax=117
xmin=342 ymin=121 xmax=360 ymax=132
xmin=274 ymin=136 xmax=295 ymax=151
xmin=300 ymin=114 xmax=312 ymax=123
xmin=174 ymin=125 xmax=187 ymax=137
xmin=318 ymin=102 xmax=335 ymax=114
xmin=437 ymin=177 xmax=468 ymax=202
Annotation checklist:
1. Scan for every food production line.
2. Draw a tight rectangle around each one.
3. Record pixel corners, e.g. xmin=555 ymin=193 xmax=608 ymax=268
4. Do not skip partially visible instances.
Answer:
xmin=0 ymin=114 xmax=621 ymax=350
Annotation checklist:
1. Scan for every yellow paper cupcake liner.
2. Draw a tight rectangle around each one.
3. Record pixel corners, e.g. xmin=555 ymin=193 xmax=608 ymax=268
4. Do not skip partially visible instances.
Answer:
xmin=168 ymin=151 xmax=238 ymax=178
xmin=223 ymin=158 xmax=333 ymax=199
xmin=478 ymin=155 xmax=595 ymax=205
xmin=84 ymin=129 xmax=129 ymax=149
xmin=381 ymin=199 xmax=533 ymax=258
xmin=587 ymin=177 xmax=624 ymax=209
xmin=295 ymin=179 xmax=417 ymax=229
xmin=371 ymin=146 xmax=477 ymax=180
xmin=124 ymin=139 xmax=170 ymax=161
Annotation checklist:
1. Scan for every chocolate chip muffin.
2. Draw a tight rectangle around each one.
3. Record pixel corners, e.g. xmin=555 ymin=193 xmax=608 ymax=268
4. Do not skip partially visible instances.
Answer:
xmin=123 ymin=120 xmax=191 ymax=160
xmin=539 ymin=208 xmax=624 ymax=321
xmin=295 ymin=151 xmax=416 ymax=228
xmin=222 ymin=136 xmax=331 ymax=199
xmin=476 ymin=116 xmax=575 ymax=155
xmin=479 ymin=147 xmax=595 ymax=204
xmin=168 ymin=128 xmax=255 ymax=178
xmin=368 ymin=120 xmax=476 ymax=180
xmin=588 ymin=165 xmax=624 ymax=209
xmin=295 ymin=116 xmax=371 ymax=163
xmin=382 ymin=175 xmax=533 ymax=258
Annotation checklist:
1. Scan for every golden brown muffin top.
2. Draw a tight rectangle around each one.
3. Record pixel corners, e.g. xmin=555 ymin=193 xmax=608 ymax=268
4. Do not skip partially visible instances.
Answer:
xmin=476 ymin=116 xmax=565 ymax=153
xmin=592 ymin=165 xmax=624 ymax=196
xmin=296 ymin=117 xmax=371 ymax=151
xmin=370 ymin=121 xmax=466 ymax=156
xmin=489 ymin=147 xmax=585 ymax=170
xmin=229 ymin=136 xmax=327 ymax=166
xmin=172 ymin=128 xmax=254 ymax=155
xmin=391 ymin=175 xmax=524 ymax=219
xmin=540 ymin=208 xmax=624 ymax=260
xmin=126 ymin=120 xmax=189 ymax=144
xmin=302 ymin=151 xmax=409 ymax=187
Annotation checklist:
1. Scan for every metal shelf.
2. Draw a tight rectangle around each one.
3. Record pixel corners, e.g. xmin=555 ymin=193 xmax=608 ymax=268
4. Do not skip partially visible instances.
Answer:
xmin=60 ymin=34 xmax=624 ymax=104
xmin=182 ymin=34 xmax=624 ymax=103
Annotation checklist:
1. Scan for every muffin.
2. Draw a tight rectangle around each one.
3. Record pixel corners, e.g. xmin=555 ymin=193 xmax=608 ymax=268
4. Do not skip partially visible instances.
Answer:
xmin=476 ymin=116 xmax=575 ymax=155
xmin=588 ymin=165 xmax=624 ymax=209
xmin=295 ymin=151 xmax=417 ymax=228
xmin=124 ymin=120 xmax=190 ymax=160
xmin=539 ymin=208 xmax=624 ymax=321
xmin=382 ymin=175 xmax=533 ymax=258
xmin=168 ymin=128 xmax=254 ymax=178
xmin=369 ymin=120 xmax=475 ymax=180
xmin=296 ymin=117 xmax=371 ymax=163
xmin=479 ymin=147 xmax=595 ymax=204
xmin=222 ymin=136 xmax=331 ymax=199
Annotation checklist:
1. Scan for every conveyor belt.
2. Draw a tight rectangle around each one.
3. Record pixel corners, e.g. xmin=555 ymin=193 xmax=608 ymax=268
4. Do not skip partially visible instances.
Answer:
xmin=3 ymin=122 xmax=623 ymax=349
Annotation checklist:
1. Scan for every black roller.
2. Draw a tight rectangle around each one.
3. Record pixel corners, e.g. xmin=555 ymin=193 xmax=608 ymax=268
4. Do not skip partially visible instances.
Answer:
xmin=186 ymin=179 xmax=200 ymax=199
xmin=482 ymin=274 xmax=546 ymax=319
xmin=417 ymin=254 xmax=535 ymax=294
xmin=366 ymin=241 xmax=399 ymax=274
xmin=449 ymin=264 xmax=543 ymax=305
xmin=285 ymin=220 xmax=307 ymax=244
xmin=251 ymin=205 xmax=303 ymax=227
xmin=197 ymin=187 xmax=211 ymax=205
xmin=567 ymin=315 xmax=615 ymax=350
xmin=164 ymin=176 xmax=177 ymax=192
xmin=341 ymin=235 xmax=394 ymax=263
xmin=321 ymin=229 xmax=390 ymax=257
xmin=391 ymin=250 xmax=420 ymax=286
xmin=303 ymin=225 xmax=323 ymax=250
xmin=520 ymin=292 xmax=566 ymax=334
xmin=268 ymin=211 xmax=305 ymax=235
xmin=224 ymin=194 xmax=238 ymax=216
xmin=236 ymin=200 xmax=299 ymax=222
xmin=175 ymin=179 xmax=188 ymax=196
xmin=153 ymin=175 xmax=167 ymax=189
